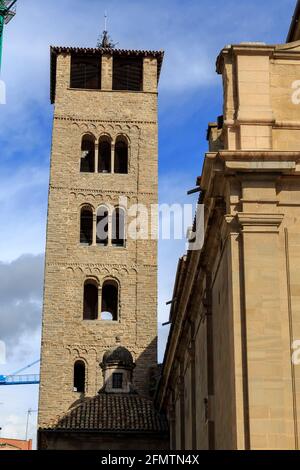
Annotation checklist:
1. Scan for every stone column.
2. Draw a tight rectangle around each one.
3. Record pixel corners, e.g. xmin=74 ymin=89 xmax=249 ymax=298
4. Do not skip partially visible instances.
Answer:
xmin=95 ymin=142 xmax=99 ymax=173
xmin=111 ymin=143 xmax=115 ymax=174
xmin=237 ymin=211 xmax=295 ymax=449
xmin=92 ymin=212 xmax=97 ymax=246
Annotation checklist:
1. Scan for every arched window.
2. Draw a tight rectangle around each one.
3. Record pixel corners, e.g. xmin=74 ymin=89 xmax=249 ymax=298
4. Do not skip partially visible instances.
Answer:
xmin=114 ymin=137 xmax=128 ymax=174
xmin=98 ymin=136 xmax=111 ymax=173
xmin=80 ymin=206 xmax=93 ymax=245
xmin=73 ymin=360 xmax=86 ymax=393
xmin=112 ymin=208 xmax=126 ymax=247
xmin=96 ymin=206 xmax=109 ymax=246
xmin=83 ymin=280 xmax=98 ymax=320
xmin=80 ymin=135 xmax=95 ymax=173
xmin=101 ymin=280 xmax=118 ymax=321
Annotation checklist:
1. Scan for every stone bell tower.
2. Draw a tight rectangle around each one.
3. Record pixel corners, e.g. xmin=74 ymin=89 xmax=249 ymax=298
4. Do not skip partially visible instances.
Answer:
xmin=38 ymin=39 xmax=164 ymax=436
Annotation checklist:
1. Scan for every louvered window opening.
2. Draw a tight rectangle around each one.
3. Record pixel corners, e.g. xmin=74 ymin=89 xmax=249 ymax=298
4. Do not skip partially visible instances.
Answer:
xmin=113 ymin=57 xmax=143 ymax=91
xmin=71 ymin=55 xmax=101 ymax=90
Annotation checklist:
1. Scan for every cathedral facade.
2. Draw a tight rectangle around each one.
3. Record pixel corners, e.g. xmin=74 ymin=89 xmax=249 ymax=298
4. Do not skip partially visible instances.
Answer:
xmin=157 ymin=1 xmax=300 ymax=450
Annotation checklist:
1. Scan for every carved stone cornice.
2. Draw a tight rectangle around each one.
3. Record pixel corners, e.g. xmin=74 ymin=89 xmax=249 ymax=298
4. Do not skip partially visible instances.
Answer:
xmin=237 ymin=212 xmax=284 ymax=233
xmin=54 ymin=115 xmax=156 ymax=125
xmin=50 ymin=185 xmax=155 ymax=197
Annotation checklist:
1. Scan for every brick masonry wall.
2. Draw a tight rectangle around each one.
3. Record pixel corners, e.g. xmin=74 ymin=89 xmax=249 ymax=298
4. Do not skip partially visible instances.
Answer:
xmin=38 ymin=53 xmax=159 ymax=428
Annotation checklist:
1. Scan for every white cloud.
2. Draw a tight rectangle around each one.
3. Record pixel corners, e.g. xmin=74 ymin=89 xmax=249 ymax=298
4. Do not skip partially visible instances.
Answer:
xmin=1 ymin=414 xmax=27 ymax=439
xmin=0 ymin=255 xmax=43 ymax=353
xmin=0 ymin=166 xmax=48 ymax=261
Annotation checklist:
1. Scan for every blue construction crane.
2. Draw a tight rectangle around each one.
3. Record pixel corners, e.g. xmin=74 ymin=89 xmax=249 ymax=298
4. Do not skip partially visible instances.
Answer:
xmin=0 ymin=1 xmax=18 ymax=74
xmin=0 ymin=359 xmax=40 ymax=386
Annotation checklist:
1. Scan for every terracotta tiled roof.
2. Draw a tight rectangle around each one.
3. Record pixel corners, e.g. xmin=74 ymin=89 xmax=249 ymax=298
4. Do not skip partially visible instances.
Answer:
xmin=43 ymin=393 xmax=168 ymax=433
xmin=0 ymin=438 xmax=32 ymax=450
xmin=50 ymin=46 xmax=164 ymax=103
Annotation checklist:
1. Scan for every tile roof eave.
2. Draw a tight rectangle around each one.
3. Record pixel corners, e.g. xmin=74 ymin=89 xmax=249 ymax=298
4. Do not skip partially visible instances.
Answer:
xmin=39 ymin=428 xmax=169 ymax=434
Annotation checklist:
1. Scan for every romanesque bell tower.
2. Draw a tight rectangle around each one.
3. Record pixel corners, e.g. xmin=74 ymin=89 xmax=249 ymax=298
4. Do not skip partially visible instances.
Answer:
xmin=37 ymin=38 xmax=165 ymax=447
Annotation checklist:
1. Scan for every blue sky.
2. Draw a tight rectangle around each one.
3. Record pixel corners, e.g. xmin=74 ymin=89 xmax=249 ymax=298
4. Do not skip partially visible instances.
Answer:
xmin=0 ymin=0 xmax=296 ymax=446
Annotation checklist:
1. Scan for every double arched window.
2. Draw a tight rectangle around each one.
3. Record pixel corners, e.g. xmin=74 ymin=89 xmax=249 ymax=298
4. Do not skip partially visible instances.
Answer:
xmin=80 ymin=205 xmax=126 ymax=247
xmin=83 ymin=278 xmax=119 ymax=321
xmin=80 ymin=134 xmax=129 ymax=174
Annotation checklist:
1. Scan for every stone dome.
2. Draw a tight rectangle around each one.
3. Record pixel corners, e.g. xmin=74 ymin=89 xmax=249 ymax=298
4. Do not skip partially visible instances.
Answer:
xmin=101 ymin=346 xmax=134 ymax=369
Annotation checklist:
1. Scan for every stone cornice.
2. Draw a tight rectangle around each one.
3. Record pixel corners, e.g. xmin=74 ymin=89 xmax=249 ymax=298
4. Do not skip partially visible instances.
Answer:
xmin=225 ymin=161 xmax=296 ymax=172
xmin=237 ymin=213 xmax=284 ymax=226
xmin=217 ymin=42 xmax=300 ymax=74
xmin=226 ymin=213 xmax=284 ymax=233
xmin=200 ymin=151 xmax=300 ymax=193
xmin=218 ymin=151 xmax=300 ymax=160
xmin=50 ymin=185 xmax=156 ymax=197
xmin=225 ymin=119 xmax=300 ymax=130
xmin=236 ymin=213 xmax=284 ymax=234
xmin=217 ymin=44 xmax=275 ymax=74
xmin=46 ymin=262 xmax=156 ymax=269
xmin=54 ymin=115 xmax=156 ymax=125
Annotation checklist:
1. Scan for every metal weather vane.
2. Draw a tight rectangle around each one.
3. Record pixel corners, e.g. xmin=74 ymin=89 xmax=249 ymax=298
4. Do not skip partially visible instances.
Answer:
xmin=96 ymin=11 xmax=116 ymax=49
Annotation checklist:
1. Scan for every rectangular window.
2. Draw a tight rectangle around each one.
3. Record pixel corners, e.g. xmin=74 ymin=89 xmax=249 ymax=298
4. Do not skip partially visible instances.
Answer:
xmin=113 ymin=57 xmax=143 ymax=91
xmin=112 ymin=372 xmax=123 ymax=389
xmin=70 ymin=55 xmax=101 ymax=90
